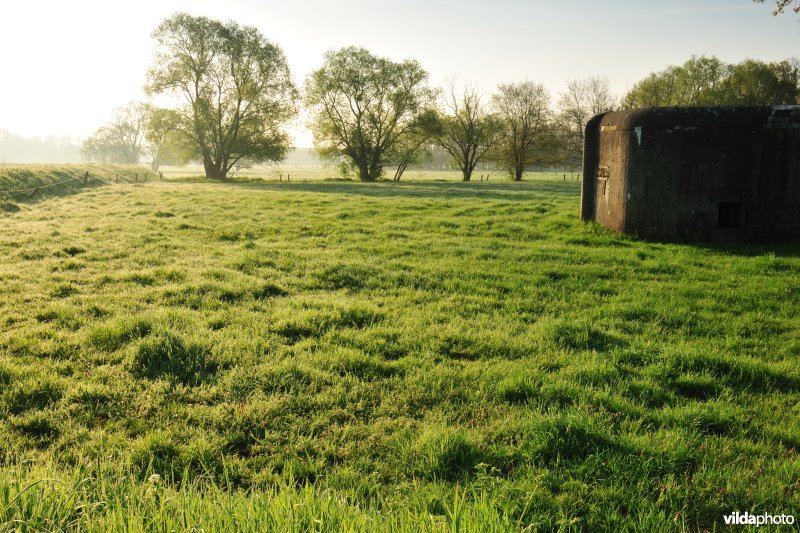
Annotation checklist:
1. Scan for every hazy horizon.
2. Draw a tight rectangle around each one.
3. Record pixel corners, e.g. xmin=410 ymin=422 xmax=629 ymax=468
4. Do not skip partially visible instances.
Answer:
xmin=1 ymin=0 xmax=797 ymax=148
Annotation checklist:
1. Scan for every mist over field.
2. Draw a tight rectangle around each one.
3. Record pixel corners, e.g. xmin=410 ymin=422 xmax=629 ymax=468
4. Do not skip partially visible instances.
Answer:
xmin=0 ymin=131 xmax=82 ymax=164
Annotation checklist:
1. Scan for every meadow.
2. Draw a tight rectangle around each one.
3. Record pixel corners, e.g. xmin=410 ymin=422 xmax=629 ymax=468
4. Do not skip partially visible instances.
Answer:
xmin=0 ymin=167 xmax=798 ymax=531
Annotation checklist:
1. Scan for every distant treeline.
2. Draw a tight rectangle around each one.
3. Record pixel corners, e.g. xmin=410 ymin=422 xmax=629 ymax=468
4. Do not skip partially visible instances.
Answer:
xmin=22 ymin=12 xmax=800 ymax=180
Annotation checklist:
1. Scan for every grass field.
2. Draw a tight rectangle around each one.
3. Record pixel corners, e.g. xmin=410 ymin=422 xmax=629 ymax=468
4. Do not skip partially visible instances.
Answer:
xmin=1 ymin=164 xmax=156 ymax=211
xmin=1 ymin=169 xmax=798 ymax=530
xmin=158 ymin=164 xmax=582 ymax=184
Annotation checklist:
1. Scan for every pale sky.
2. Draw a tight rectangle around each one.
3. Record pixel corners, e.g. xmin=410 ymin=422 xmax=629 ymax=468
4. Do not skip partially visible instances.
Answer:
xmin=1 ymin=0 xmax=797 ymax=147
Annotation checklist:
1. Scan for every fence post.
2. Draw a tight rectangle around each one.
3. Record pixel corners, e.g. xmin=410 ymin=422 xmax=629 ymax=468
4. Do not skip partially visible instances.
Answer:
xmin=83 ymin=171 xmax=89 ymax=186
xmin=287 ymin=174 xmax=290 ymax=182
xmin=159 ymin=171 xmax=163 ymax=180
xmin=135 ymin=173 xmax=138 ymax=183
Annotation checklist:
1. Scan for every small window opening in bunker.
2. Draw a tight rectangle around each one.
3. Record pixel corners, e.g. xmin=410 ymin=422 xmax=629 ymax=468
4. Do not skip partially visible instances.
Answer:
xmin=717 ymin=201 xmax=741 ymax=228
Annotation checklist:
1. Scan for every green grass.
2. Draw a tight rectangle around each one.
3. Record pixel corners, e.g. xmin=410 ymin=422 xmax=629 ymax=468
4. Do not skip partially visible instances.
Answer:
xmin=0 ymin=171 xmax=798 ymax=530
xmin=159 ymin=163 xmax=581 ymax=184
xmin=0 ymin=164 xmax=157 ymax=212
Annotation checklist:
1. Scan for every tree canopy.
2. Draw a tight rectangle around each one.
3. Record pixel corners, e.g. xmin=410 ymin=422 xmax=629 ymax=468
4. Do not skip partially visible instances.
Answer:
xmin=144 ymin=107 xmax=193 ymax=172
xmin=623 ymin=55 xmax=800 ymax=108
xmin=304 ymin=47 xmax=434 ymax=181
xmin=146 ymin=13 xmax=297 ymax=180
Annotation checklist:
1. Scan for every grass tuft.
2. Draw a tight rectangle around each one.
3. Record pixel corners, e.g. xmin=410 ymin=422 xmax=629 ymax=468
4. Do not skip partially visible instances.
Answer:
xmin=127 ymin=331 xmax=217 ymax=385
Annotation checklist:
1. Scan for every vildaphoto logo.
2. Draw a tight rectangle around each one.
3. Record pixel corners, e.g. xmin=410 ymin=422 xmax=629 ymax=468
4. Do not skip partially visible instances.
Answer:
xmin=723 ymin=512 xmax=795 ymax=527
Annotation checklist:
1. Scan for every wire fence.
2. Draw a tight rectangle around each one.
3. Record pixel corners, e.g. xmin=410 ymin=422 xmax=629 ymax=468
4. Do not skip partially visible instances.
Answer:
xmin=0 ymin=176 xmax=85 ymax=201
xmin=0 ymin=171 xmax=146 ymax=201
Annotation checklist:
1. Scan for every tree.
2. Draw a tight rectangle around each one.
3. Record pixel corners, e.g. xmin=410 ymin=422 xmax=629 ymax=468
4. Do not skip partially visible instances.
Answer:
xmin=753 ymin=0 xmax=800 ymax=14
xmin=492 ymin=81 xmax=554 ymax=181
xmin=557 ymin=76 xmax=616 ymax=167
xmin=622 ymin=56 xmax=799 ymax=108
xmin=719 ymin=59 xmax=800 ymax=104
xmin=82 ymin=102 xmax=148 ymax=164
xmin=146 ymin=13 xmax=297 ymax=180
xmin=433 ymin=82 xmax=502 ymax=182
xmin=144 ymin=107 xmax=192 ymax=172
xmin=622 ymin=56 xmax=729 ymax=108
xmin=304 ymin=47 xmax=434 ymax=182
xmin=388 ymin=109 xmax=441 ymax=181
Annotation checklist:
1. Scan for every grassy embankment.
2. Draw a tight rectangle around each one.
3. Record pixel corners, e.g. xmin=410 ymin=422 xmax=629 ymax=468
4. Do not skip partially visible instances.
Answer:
xmin=0 ymin=164 xmax=156 ymax=212
xmin=0 ymin=170 xmax=798 ymax=530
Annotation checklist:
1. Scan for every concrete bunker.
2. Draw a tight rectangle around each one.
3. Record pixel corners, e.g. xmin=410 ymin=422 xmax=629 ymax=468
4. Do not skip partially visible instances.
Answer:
xmin=580 ymin=106 xmax=800 ymax=242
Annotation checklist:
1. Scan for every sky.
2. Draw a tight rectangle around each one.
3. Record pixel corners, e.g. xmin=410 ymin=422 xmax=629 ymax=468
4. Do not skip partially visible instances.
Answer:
xmin=1 ymin=0 xmax=797 ymax=147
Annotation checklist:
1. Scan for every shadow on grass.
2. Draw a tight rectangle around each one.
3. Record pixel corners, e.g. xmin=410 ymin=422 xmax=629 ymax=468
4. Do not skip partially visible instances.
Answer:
xmin=619 ymin=231 xmax=800 ymax=258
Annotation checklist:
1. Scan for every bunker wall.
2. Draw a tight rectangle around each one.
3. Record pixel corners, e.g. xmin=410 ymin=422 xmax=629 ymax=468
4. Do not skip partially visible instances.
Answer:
xmin=581 ymin=106 xmax=800 ymax=242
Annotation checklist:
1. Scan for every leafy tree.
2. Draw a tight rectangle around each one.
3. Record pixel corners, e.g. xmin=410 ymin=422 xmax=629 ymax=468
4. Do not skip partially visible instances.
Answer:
xmin=622 ymin=56 xmax=729 ymax=108
xmin=389 ymin=109 xmax=442 ymax=181
xmin=621 ymin=67 xmax=681 ymax=108
xmin=719 ymin=59 xmax=800 ymax=104
xmin=753 ymin=0 xmax=800 ymax=14
xmin=304 ymin=47 xmax=434 ymax=182
xmin=491 ymin=81 xmax=555 ymax=181
xmin=82 ymin=102 xmax=148 ymax=164
xmin=146 ymin=13 xmax=297 ymax=180
xmin=433 ymin=83 xmax=502 ymax=182
xmin=622 ymin=55 xmax=799 ymax=108
xmin=143 ymin=107 xmax=193 ymax=172
xmin=557 ymin=76 xmax=616 ymax=166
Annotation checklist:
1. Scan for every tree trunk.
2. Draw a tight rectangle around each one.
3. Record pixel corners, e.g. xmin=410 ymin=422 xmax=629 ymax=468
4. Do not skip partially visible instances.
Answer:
xmin=514 ymin=167 xmax=524 ymax=181
xmin=204 ymin=160 xmax=227 ymax=180
xmin=462 ymin=168 xmax=472 ymax=181
xmin=394 ymin=162 xmax=408 ymax=181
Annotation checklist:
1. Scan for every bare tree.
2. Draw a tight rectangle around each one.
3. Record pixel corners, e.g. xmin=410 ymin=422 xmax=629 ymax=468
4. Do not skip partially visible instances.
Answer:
xmin=557 ymin=76 xmax=617 ymax=167
xmin=492 ymin=81 xmax=554 ymax=181
xmin=433 ymin=82 xmax=502 ymax=182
